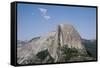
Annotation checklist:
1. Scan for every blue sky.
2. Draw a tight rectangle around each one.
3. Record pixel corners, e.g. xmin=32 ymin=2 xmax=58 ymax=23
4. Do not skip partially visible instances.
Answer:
xmin=17 ymin=3 xmax=96 ymax=41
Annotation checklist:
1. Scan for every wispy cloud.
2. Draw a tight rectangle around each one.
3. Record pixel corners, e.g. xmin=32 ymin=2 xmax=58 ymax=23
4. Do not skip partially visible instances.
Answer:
xmin=39 ymin=8 xmax=47 ymax=15
xmin=44 ymin=15 xmax=51 ymax=20
xmin=39 ymin=8 xmax=51 ymax=20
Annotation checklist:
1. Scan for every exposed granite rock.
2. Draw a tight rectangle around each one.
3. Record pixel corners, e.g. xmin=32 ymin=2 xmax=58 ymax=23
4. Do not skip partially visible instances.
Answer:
xmin=17 ymin=23 xmax=89 ymax=64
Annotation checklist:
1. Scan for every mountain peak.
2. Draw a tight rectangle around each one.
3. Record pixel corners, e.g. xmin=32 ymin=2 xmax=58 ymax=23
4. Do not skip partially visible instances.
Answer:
xmin=17 ymin=23 xmax=88 ymax=64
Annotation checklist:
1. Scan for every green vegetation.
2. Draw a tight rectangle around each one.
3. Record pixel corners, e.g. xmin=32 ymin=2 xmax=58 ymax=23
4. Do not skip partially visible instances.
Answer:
xmin=82 ymin=40 xmax=96 ymax=58
xmin=57 ymin=45 xmax=96 ymax=62
xmin=36 ymin=49 xmax=49 ymax=61
xmin=36 ymin=49 xmax=54 ymax=63
xmin=58 ymin=45 xmax=81 ymax=61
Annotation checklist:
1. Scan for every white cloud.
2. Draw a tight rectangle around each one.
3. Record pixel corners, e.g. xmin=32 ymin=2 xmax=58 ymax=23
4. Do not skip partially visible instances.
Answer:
xmin=39 ymin=8 xmax=51 ymax=20
xmin=44 ymin=15 xmax=51 ymax=20
xmin=39 ymin=8 xmax=47 ymax=15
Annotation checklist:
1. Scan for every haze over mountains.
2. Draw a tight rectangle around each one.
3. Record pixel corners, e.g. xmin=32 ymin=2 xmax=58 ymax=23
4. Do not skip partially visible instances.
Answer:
xmin=17 ymin=23 xmax=96 ymax=64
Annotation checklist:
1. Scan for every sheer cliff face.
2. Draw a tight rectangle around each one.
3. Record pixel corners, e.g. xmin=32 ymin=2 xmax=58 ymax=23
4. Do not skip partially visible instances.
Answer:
xmin=17 ymin=23 xmax=87 ymax=64
xmin=58 ymin=24 xmax=85 ymax=49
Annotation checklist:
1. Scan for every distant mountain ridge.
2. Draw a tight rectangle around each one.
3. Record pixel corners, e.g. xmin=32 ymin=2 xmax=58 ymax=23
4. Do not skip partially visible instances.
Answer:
xmin=17 ymin=40 xmax=27 ymax=47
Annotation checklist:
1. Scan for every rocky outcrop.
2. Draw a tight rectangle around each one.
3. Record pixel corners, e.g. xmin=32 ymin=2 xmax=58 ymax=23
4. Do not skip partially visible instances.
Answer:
xmin=57 ymin=24 xmax=87 ymax=54
xmin=17 ymin=23 xmax=89 ymax=64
